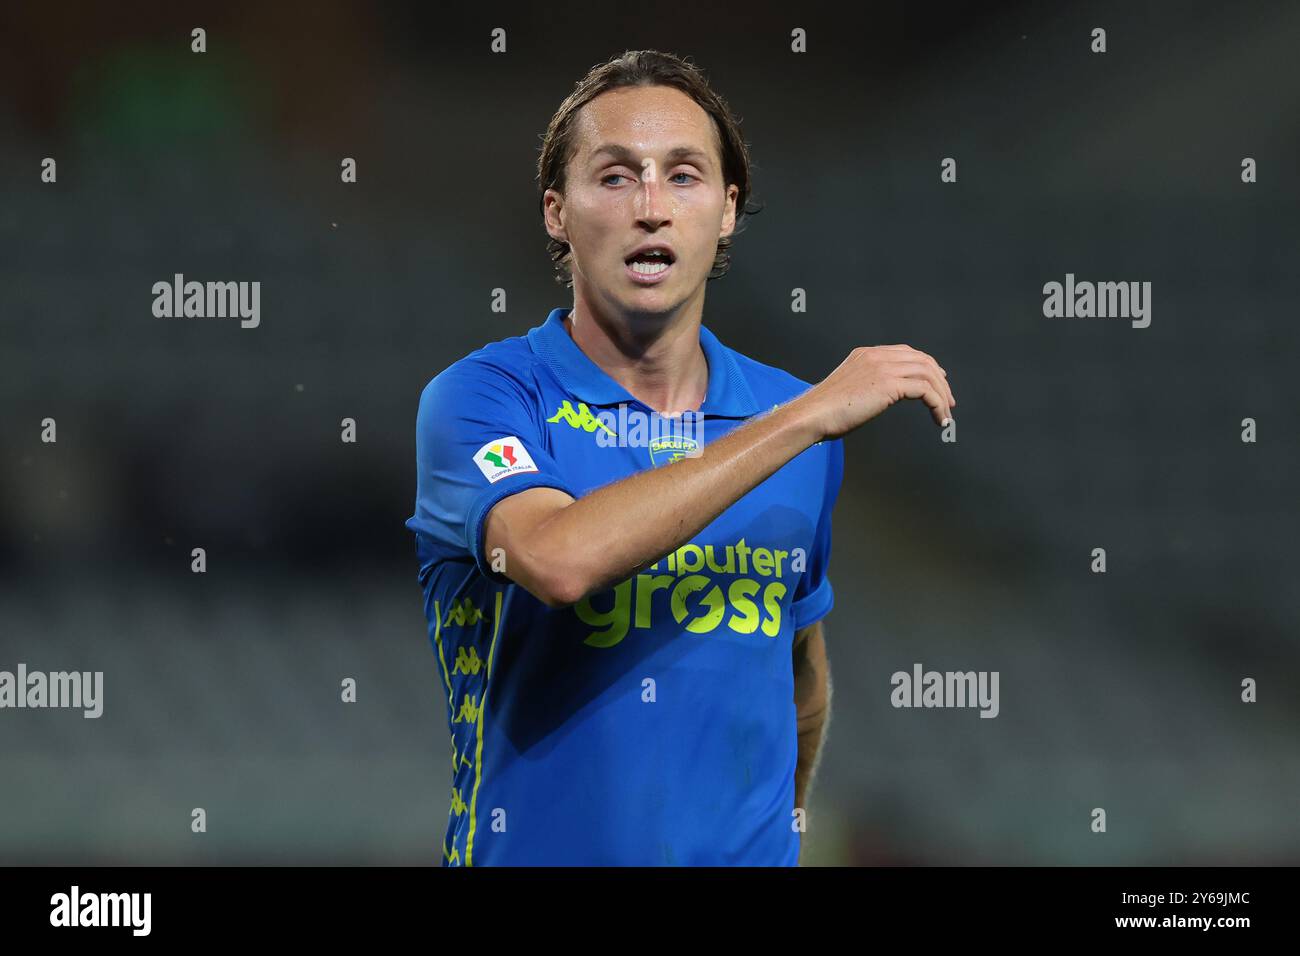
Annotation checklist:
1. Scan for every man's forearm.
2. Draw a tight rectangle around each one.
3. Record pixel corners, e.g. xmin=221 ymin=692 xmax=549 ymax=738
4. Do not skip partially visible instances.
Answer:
xmin=533 ymin=397 xmax=823 ymax=603
xmin=793 ymin=623 xmax=831 ymax=813
xmin=795 ymin=715 xmax=829 ymax=813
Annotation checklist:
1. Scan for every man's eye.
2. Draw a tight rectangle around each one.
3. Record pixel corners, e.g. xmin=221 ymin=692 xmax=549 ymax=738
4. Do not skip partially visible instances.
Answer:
xmin=602 ymin=172 xmax=694 ymax=186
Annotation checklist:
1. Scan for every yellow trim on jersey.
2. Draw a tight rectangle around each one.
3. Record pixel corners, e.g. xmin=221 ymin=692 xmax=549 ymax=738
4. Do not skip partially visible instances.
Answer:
xmin=465 ymin=589 xmax=503 ymax=866
xmin=434 ymin=598 xmax=461 ymax=865
xmin=431 ymin=599 xmax=454 ymax=710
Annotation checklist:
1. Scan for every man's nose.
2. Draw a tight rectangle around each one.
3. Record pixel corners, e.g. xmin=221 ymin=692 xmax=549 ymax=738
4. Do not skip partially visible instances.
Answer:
xmin=637 ymin=160 xmax=670 ymax=227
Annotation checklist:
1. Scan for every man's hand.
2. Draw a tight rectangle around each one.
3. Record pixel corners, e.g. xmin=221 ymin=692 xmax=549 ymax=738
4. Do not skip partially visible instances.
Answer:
xmin=788 ymin=344 xmax=956 ymax=439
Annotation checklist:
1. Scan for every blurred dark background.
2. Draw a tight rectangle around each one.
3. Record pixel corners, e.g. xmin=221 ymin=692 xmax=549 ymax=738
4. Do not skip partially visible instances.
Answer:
xmin=1 ymin=0 xmax=1297 ymax=864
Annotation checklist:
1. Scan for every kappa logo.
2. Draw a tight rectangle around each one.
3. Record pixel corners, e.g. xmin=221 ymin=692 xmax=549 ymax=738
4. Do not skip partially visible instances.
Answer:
xmin=449 ymin=787 xmax=468 ymax=815
xmin=452 ymin=646 xmax=484 ymax=674
xmin=453 ymin=692 xmax=480 ymax=724
xmin=442 ymin=598 xmax=485 ymax=627
xmin=547 ymin=400 xmax=616 ymax=436
xmin=473 ymin=436 xmax=539 ymax=483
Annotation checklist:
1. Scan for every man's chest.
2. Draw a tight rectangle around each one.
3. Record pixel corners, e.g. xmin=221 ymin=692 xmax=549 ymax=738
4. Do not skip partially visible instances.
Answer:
xmin=538 ymin=398 xmax=823 ymax=533
xmin=535 ymin=398 xmax=827 ymax=649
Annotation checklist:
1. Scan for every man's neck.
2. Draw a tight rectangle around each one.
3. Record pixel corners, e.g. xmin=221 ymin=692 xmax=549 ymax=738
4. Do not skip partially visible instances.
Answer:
xmin=563 ymin=297 xmax=709 ymax=417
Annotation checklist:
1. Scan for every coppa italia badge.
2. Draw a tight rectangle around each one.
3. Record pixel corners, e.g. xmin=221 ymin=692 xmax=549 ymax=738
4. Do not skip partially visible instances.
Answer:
xmin=474 ymin=436 xmax=539 ymax=483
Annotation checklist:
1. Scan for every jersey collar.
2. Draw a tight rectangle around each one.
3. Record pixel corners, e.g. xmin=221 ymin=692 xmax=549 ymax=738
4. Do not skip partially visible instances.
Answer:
xmin=529 ymin=307 xmax=762 ymax=418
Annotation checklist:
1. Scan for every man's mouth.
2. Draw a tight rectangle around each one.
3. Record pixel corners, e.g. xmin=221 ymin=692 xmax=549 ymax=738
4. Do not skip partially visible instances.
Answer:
xmin=624 ymin=248 xmax=675 ymax=284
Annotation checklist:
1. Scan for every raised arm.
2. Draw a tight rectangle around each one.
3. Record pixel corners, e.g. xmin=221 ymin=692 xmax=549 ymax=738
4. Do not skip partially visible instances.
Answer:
xmin=486 ymin=344 xmax=955 ymax=608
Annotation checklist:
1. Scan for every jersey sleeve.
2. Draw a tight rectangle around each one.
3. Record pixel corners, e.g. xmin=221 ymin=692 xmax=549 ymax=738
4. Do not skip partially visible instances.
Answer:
xmin=789 ymin=438 xmax=844 ymax=631
xmin=407 ymin=360 xmax=576 ymax=581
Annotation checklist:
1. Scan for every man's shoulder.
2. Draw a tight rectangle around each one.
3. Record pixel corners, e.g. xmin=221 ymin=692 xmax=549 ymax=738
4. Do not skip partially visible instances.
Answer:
xmin=419 ymin=330 xmax=549 ymax=405
xmin=719 ymin=338 xmax=816 ymax=406
xmin=718 ymin=335 xmax=845 ymax=470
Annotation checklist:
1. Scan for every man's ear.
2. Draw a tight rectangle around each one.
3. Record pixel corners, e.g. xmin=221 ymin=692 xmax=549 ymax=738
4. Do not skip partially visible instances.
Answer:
xmin=543 ymin=188 xmax=568 ymax=243
xmin=719 ymin=183 xmax=739 ymax=238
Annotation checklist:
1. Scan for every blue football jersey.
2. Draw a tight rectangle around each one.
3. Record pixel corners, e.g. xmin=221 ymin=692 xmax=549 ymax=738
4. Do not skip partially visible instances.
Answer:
xmin=406 ymin=307 xmax=843 ymax=865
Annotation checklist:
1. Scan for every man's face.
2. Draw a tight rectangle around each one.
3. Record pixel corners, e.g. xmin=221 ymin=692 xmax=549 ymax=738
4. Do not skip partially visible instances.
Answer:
xmin=544 ymin=84 xmax=739 ymax=317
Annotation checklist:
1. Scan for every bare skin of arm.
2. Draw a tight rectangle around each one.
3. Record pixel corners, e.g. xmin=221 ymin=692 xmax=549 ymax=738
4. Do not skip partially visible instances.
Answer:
xmin=485 ymin=343 xmax=956 ymax=608
xmin=792 ymin=621 xmax=830 ymax=864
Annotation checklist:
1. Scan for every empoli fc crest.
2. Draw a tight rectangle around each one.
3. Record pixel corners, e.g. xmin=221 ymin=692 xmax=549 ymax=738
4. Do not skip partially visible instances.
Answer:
xmin=649 ymin=435 xmax=699 ymax=466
